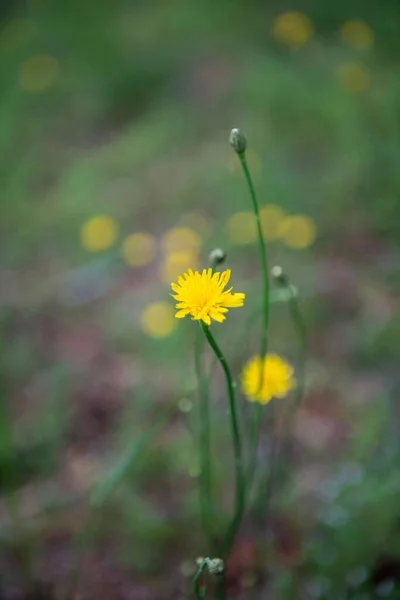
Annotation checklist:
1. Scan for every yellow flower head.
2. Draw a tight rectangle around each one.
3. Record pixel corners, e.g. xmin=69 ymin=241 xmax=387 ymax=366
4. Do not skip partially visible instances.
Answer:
xmin=171 ymin=268 xmax=245 ymax=326
xmin=241 ymin=354 xmax=295 ymax=404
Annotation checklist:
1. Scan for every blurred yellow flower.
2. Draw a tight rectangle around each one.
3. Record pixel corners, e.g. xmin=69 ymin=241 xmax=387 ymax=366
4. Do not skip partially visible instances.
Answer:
xmin=141 ymin=302 xmax=176 ymax=338
xmin=226 ymin=212 xmax=257 ymax=245
xmin=81 ymin=215 xmax=118 ymax=252
xmin=160 ymin=250 xmax=199 ymax=284
xmin=171 ymin=268 xmax=245 ymax=326
xmin=279 ymin=215 xmax=316 ymax=249
xmin=242 ymin=354 xmax=295 ymax=404
xmin=19 ymin=54 xmax=59 ymax=93
xmin=340 ymin=20 xmax=374 ymax=50
xmin=229 ymin=149 xmax=262 ymax=177
xmin=121 ymin=232 xmax=156 ymax=267
xmin=337 ymin=62 xmax=371 ymax=93
xmin=279 ymin=215 xmax=317 ymax=250
xmin=162 ymin=227 xmax=201 ymax=253
xmin=272 ymin=11 xmax=313 ymax=47
xmin=0 ymin=19 xmax=37 ymax=52
xmin=260 ymin=204 xmax=286 ymax=241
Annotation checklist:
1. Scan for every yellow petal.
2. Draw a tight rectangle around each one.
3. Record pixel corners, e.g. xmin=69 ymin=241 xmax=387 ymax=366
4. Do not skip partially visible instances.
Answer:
xmin=218 ymin=269 xmax=231 ymax=288
xmin=222 ymin=292 xmax=246 ymax=307
xmin=175 ymin=309 xmax=190 ymax=318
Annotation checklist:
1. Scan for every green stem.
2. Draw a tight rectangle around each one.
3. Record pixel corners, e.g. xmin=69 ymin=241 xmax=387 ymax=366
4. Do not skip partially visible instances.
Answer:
xmin=200 ymin=323 xmax=245 ymax=559
xmin=237 ymin=151 xmax=270 ymax=494
xmin=195 ymin=327 xmax=216 ymax=551
xmin=193 ymin=559 xmax=209 ymax=599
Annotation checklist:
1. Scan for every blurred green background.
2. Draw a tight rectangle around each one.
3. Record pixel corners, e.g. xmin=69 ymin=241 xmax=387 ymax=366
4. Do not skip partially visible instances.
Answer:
xmin=1 ymin=0 xmax=399 ymax=598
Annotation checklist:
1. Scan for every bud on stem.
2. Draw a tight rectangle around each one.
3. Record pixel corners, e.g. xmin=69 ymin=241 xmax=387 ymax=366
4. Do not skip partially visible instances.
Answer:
xmin=229 ymin=128 xmax=247 ymax=154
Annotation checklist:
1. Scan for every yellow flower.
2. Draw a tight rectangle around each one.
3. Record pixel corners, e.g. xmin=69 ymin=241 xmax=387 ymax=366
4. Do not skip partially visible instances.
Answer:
xmin=171 ymin=268 xmax=245 ymax=325
xmin=121 ymin=232 xmax=157 ymax=267
xmin=141 ymin=302 xmax=176 ymax=338
xmin=279 ymin=215 xmax=316 ymax=249
xmin=81 ymin=215 xmax=118 ymax=252
xmin=226 ymin=212 xmax=257 ymax=245
xmin=340 ymin=20 xmax=374 ymax=50
xmin=336 ymin=62 xmax=371 ymax=93
xmin=242 ymin=354 xmax=295 ymax=404
xmin=272 ymin=11 xmax=313 ymax=48
xmin=260 ymin=204 xmax=286 ymax=241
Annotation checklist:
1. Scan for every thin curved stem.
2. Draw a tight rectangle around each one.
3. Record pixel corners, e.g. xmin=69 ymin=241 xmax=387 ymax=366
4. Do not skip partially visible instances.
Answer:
xmin=237 ymin=151 xmax=270 ymax=494
xmin=200 ymin=323 xmax=245 ymax=559
xmin=193 ymin=559 xmax=209 ymax=600
xmin=195 ymin=327 xmax=216 ymax=551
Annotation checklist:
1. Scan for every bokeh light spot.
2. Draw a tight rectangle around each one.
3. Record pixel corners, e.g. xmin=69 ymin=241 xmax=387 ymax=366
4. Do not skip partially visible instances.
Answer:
xmin=340 ymin=20 xmax=374 ymax=50
xmin=337 ymin=62 xmax=371 ymax=93
xmin=162 ymin=227 xmax=201 ymax=253
xmin=260 ymin=204 xmax=286 ymax=241
xmin=279 ymin=215 xmax=316 ymax=249
xmin=18 ymin=54 xmax=59 ymax=93
xmin=178 ymin=398 xmax=193 ymax=413
xmin=160 ymin=250 xmax=199 ymax=284
xmin=226 ymin=212 xmax=256 ymax=245
xmin=140 ymin=302 xmax=176 ymax=338
xmin=121 ymin=232 xmax=157 ymax=267
xmin=0 ymin=19 xmax=37 ymax=52
xmin=81 ymin=215 xmax=118 ymax=252
xmin=272 ymin=11 xmax=313 ymax=47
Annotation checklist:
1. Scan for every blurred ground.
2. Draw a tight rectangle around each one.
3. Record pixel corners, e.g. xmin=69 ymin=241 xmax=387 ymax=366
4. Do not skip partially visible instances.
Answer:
xmin=0 ymin=1 xmax=399 ymax=598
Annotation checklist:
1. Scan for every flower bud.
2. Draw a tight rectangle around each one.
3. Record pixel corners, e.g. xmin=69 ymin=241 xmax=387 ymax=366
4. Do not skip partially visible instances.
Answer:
xmin=209 ymin=248 xmax=226 ymax=266
xmin=207 ymin=558 xmax=224 ymax=575
xmin=271 ymin=265 xmax=287 ymax=286
xmin=229 ymin=128 xmax=247 ymax=154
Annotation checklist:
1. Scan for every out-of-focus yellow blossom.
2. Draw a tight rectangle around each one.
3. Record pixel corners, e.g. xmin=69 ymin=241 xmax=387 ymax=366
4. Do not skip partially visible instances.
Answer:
xmin=279 ymin=215 xmax=316 ymax=249
xmin=19 ymin=54 xmax=59 ymax=93
xmin=340 ymin=20 xmax=374 ymax=50
xmin=337 ymin=62 xmax=371 ymax=93
xmin=121 ymin=232 xmax=157 ymax=267
xmin=242 ymin=354 xmax=295 ymax=404
xmin=140 ymin=302 xmax=176 ymax=338
xmin=272 ymin=11 xmax=313 ymax=48
xmin=171 ymin=268 xmax=245 ymax=325
xmin=229 ymin=149 xmax=262 ymax=178
xmin=0 ymin=19 xmax=37 ymax=52
xmin=162 ymin=227 xmax=201 ymax=254
xmin=81 ymin=215 xmax=118 ymax=252
xmin=179 ymin=211 xmax=213 ymax=238
xmin=260 ymin=204 xmax=286 ymax=241
xmin=226 ymin=212 xmax=257 ymax=245
xmin=160 ymin=250 xmax=199 ymax=284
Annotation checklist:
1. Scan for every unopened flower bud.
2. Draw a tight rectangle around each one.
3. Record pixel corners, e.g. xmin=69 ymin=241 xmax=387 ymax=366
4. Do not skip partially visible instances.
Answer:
xmin=271 ymin=265 xmax=287 ymax=286
xmin=207 ymin=558 xmax=224 ymax=575
xmin=209 ymin=248 xmax=226 ymax=266
xmin=229 ymin=128 xmax=247 ymax=154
